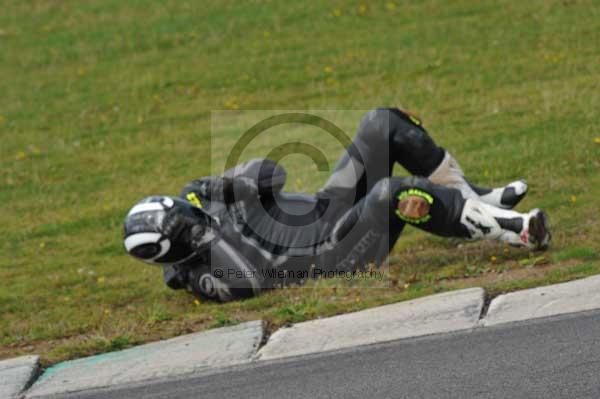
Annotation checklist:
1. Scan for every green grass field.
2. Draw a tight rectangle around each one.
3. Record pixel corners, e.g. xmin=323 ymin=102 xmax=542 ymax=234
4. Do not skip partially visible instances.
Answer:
xmin=1 ymin=0 xmax=599 ymax=366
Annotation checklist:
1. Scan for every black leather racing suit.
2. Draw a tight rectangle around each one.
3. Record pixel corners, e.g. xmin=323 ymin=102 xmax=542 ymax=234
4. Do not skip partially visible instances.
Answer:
xmin=165 ymin=108 xmax=470 ymax=301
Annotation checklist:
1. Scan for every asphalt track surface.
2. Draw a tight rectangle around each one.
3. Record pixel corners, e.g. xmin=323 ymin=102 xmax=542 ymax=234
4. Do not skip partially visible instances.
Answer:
xmin=50 ymin=310 xmax=600 ymax=399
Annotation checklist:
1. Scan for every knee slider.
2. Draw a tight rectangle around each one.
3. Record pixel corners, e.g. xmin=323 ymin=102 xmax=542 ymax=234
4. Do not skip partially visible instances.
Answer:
xmin=394 ymin=177 xmax=434 ymax=224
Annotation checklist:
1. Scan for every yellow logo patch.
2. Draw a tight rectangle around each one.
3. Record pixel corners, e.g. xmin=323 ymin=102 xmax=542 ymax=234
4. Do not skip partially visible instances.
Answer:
xmin=186 ymin=192 xmax=203 ymax=208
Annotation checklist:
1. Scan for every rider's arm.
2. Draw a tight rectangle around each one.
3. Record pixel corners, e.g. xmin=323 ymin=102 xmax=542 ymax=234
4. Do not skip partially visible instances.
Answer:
xmin=181 ymin=159 xmax=287 ymax=204
xmin=184 ymin=176 xmax=259 ymax=204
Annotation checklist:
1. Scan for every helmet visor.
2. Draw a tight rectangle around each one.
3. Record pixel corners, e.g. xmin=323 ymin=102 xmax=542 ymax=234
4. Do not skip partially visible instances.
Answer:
xmin=124 ymin=210 xmax=166 ymax=236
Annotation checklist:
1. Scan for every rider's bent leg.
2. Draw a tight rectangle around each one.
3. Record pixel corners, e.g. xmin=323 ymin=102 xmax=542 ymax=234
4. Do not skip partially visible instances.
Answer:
xmin=331 ymin=176 xmax=550 ymax=251
xmin=319 ymin=108 xmax=528 ymax=209
xmin=318 ymin=108 xmax=444 ymax=204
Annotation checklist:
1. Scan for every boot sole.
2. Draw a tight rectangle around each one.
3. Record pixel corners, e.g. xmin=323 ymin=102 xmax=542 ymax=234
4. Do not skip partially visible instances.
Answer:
xmin=528 ymin=210 xmax=551 ymax=251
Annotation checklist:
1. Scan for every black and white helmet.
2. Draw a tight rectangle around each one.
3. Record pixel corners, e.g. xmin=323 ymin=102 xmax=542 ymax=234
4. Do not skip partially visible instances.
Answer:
xmin=123 ymin=196 xmax=199 ymax=265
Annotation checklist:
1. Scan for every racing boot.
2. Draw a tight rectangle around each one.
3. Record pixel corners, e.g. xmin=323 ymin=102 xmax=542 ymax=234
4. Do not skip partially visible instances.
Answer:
xmin=460 ymin=199 xmax=551 ymax=250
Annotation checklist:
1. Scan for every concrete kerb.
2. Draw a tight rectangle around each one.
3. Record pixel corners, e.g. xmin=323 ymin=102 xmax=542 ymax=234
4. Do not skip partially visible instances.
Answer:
xmin=257 ymin=288 xmax=485 ymax=360
xmin=0 ymin=355 xmax=40 ymax=399
xmin=481 ymin=274 xmax=600 ymax=326
xmin=13 ymin=275 xmax=600 ymax=397
xmin=25 ymin=321 xmax=264 ymax=398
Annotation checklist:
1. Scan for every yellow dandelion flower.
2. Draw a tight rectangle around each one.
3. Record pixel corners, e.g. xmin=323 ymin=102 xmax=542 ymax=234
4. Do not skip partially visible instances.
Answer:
xmin=39 ymin=242 xmax=46 ymax=249
xmin=358 ymin=4 xmax=367 ymax=14
xmin=332 ymin=8 xmax=342 ymax=17
xmin=224 ymin=98 xmax=240 ymax=110
xmin=386 ymin=2 xmax=397 ymax=11
xmin=594 ymin=137 xmax=600 ymax=144
xmin=262 ymin=30 xmax=271 ymax=39
xmin=323 ymin=66 xmax=333 ymax=73
xmin=490 ymin=256 xmax=497 ymax=262
xmin=194 ymin=299 xmax=201 ymax=306
xmin=97 ymin=276 xmax=106 ymax=284
xmin=104 ymin=309 xmax=111 ymax=315
xmin=16 ymin=151 xmax=26 ymax=161
xmin=570 ymin=195 xmax=577 ymax=203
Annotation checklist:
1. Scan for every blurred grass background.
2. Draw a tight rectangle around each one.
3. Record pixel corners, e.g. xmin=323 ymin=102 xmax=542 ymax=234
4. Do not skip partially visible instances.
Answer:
xmin=0 ymin=0 xmax=599 ymax=365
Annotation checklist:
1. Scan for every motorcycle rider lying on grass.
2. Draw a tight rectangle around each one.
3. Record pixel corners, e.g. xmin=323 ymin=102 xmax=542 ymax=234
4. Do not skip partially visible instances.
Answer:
xmin=124 ymin=108 xmax=550 ymax=302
